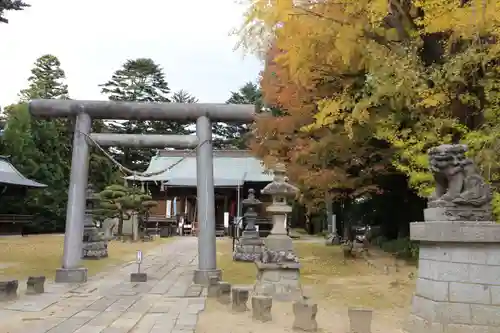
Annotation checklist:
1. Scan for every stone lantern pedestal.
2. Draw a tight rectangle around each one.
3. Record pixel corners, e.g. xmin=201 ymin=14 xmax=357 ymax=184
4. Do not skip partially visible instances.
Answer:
xmin=233 ymin=189 xmax=265 ymax=262
xmin=253 ymin=164 xmax=303 ymax=301
xmin=82 ymin=184 xmax=108 ymax=259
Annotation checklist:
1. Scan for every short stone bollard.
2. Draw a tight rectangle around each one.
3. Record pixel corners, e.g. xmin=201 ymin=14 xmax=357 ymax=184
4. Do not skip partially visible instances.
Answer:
xmin=252 ymin=295 xmax=272 ymax=322
xmin=130 ymin=272 xmax=148 ymax=282
xmin=0 ymin=280 xmax=18 ymax=301
xmin=348 ymin=308 xmax=373 ymax=333
xmin=26 ymin=276 xmax=46 ymax=294
xmin=231 ymin=286 xmax=250 ymax=312
xmin=217 ymin=281 xmax=231 ymax=305
xmin=292 ymin=298 xmax=318 ymax=332
xmin=207 ymin=277 xmax=220 ymax=298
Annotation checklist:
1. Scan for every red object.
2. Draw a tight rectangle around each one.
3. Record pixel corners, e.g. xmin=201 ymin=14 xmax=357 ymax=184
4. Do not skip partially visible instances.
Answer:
xmin=230 ymin=201 xmax=236 ymax=217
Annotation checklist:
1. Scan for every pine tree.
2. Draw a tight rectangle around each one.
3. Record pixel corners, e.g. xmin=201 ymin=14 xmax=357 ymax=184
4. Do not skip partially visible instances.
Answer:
xmin=172 ymin=90 xmax=198 ymax=103
xmin=19 ymin=55 xmax=69 ymax=100
xmin=213 ymin=81 xmax=262 ymax=149
xmin=100 ymin=58 xmax=189 ymax=170
xmin=94 ymin=184 xmax=157 ymax=237
xmin=0 ymin=0 xmax=29 ymax=23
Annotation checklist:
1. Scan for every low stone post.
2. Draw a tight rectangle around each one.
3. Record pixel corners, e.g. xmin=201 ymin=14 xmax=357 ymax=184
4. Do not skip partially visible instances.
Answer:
xmin=253 ymin=164 xmax=302 ymax=301
xmin=252 ymin=295 xmax=272 ymax=322
xmin=207 ymin=277 xmax=220 ymax=298
xmin=231 ymin=286 xmax=250 ymax=312
xmin=217 ymin=281 xmax=231 ymax=305
xmin=26 ymin=276 xmax=46 ymax=294
xmin=233 ymin=189 xmax=265 ymax=262
xmin=406 ymin=144 xmax=500 ymax=333
xmin=292 ymin=299 xmax=318 ymax=332
xmin=82 ymin=184 xmax=108 ymax=259
xmin=348 ymin=308 xmax=372 ymax=333
xmin=0 ymin=280 xmax=18 ymax=301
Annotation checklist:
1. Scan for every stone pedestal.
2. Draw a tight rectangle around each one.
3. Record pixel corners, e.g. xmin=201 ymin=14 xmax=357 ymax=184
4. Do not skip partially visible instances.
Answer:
xmin=233 ymin=236 xmax=265 ymax=262
xmin=254 ymin=215 xmax=303 ymax=301
xmin=406 ymin=220 xmax=500 ymax=333
xmin=254 ymin=261 xmax=302 ymax=301
xmin=82 ymin=223 xmax=108 ymax=259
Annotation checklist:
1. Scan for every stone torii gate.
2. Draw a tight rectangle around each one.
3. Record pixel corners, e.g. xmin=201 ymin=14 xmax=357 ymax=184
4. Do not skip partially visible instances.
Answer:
xmin=29 ymin=99 xmax=255 ymax=284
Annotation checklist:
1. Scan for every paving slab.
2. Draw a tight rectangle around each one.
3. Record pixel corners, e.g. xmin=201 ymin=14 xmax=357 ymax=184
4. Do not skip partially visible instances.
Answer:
xmin=0 ymin=237 xmax=206 ymax=333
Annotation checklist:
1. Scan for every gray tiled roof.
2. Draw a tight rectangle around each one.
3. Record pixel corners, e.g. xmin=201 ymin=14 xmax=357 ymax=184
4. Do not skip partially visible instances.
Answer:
xmin=125 ymin=150 xmax=273 ymax=186
xmin=0 ymin=157 xmax=47 ymax=188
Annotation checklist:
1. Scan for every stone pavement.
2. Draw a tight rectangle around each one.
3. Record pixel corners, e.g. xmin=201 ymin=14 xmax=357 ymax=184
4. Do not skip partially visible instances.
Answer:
xmin=0 ymin=237 xmax=206 ymax=333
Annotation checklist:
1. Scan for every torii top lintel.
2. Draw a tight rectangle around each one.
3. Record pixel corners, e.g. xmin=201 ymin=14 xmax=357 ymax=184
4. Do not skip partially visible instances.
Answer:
xmin=29 ymin=99 xmax=256 ymax=123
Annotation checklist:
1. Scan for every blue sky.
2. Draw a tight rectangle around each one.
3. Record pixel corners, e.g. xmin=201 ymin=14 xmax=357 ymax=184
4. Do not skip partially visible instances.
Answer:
xmin=0 ymin=0 xmax=262 ymax=106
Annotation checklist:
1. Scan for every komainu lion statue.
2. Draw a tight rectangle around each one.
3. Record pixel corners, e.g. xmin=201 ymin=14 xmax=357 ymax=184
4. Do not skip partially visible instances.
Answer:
xmin=427 ymin=144 xmax=492 ymax=221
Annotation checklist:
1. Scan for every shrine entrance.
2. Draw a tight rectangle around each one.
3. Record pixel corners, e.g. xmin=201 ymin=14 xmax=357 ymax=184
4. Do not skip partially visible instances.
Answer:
xmin=29 ymin=99 xmax=255 ymax=284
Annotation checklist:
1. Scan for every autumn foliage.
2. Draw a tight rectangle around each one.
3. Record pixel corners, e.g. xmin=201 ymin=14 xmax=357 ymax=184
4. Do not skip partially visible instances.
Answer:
xmin=251 ymin=45 xmax=391 ymax=207
xmin=242 ymin=0 xmax=500 ymax=212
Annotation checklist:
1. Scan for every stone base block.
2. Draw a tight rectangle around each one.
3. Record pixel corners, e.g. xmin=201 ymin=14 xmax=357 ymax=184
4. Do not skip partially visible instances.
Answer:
xmin=405 ymin=313 xmax=500 ymax=333
xmin=193 ymin=269 xmax=222 ymax=286
xmin=217 ymin=281 xmax=231 ymax=305
xmin=407 ymin=221 xmax=500 ymax=333
xmin=82 ymin=240 xmax=108 ymax=259
xmin=26 ymin=276 xmax=46 ymax=294
xmin=293 ymin=299 xmax=318 ymax=332
xmin=207 ymin=283 xmax=220 ymax=298
xmin=254 ymin=261 xmax=302 ymax=301
xmin=233 ymin=241 xmax=264 ymax=262
xmin=55 ymin=267 xmax=88 ymax=283
xmin=233 ymin=251 xmax=262 ymax=262
xmin=0 ymin=280 xmax=18 ymax=301
xmin=348 ymin=308 xmax=372 ymax=333
xmin=424 ymin=206 xmax=492 ymax=222
xmin=252 ymin=295 xmax=272 ymax=322
xmin=130 ymin=273 xmax=147 ymax=282
xmin=232 ymin=286 xmax=250 ymax=312
xmin=241 ymin=230 xmax=260 ymax=239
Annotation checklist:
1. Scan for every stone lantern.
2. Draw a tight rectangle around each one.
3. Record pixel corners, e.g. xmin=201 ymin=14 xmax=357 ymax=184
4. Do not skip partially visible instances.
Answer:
xmin=82 ymin=184 xmax=108 ymax=259
xmin=253 ymin=163 xmax=302 ymax=301
xmin=233 ymin=189 xmax=264 ymax=262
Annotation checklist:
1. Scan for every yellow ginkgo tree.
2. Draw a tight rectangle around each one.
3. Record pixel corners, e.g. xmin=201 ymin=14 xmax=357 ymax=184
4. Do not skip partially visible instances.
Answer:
xmin=239 ymin=0 xmax=500 ymax=216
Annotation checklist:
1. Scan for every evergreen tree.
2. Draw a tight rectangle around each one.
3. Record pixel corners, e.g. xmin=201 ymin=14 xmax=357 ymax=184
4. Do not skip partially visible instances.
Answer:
xmin=94 ymin=184 xmax=157 ymax=237
xmin=213 ymin=81 xmax=262 ymax=149
xmin=172 ymin=90 xmax=198 ymax=103
xmin=1 ymin=55 xmax=73 ymax=228
xmin=19 ymin=55 xmax=69 ymax=100
xmin=0 ymin=55 xmax=117 ymax=231
xmin=100 ymin=58 xmax=189 ymax=170
xmin=0 ymin=0 xmax=29 ymax=23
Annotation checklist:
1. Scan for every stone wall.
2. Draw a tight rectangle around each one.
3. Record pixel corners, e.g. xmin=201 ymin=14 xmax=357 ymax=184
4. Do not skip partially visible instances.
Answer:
xmin=407 ymin=221 xmax=500 ymax=333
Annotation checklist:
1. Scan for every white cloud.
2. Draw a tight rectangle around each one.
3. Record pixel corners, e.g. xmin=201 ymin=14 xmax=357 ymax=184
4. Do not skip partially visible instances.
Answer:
xmin=0 ymin=0 xmax=262 ymax=106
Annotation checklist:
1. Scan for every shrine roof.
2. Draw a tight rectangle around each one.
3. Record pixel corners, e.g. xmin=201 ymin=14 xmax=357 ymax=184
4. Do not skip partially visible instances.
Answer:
xmin=0 ymin=157 xmax=47 ymax=188
xmin=124 ymin=150 xmax=273 ymax=187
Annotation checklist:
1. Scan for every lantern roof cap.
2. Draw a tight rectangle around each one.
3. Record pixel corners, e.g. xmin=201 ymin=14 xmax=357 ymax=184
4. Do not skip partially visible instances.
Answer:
xmin=242 ymin=188 xmax=262 ymax=206
xmin=261 ymin=163 xmax=299 ymax=197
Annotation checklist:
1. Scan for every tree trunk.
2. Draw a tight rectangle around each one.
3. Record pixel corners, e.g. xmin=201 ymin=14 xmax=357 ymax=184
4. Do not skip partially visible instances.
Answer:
xmin=117 ymin=213 xmax=124 ymax=236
